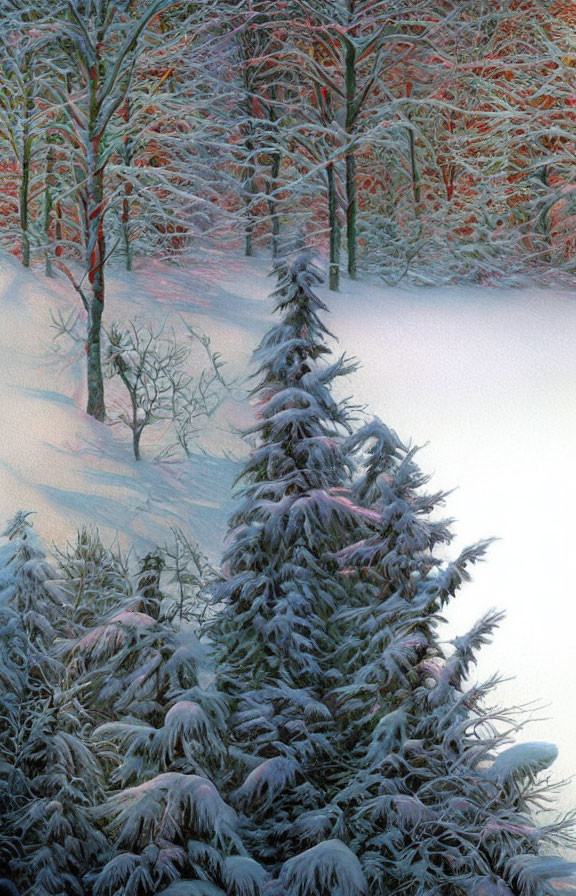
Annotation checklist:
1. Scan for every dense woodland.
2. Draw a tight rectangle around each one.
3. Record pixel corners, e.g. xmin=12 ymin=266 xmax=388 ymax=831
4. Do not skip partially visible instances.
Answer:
xmin=3 ymin=0 xmax=576 ymax=281
xmin=2 ymin=0 xmax=576 ymax=416
xmin=2 ymin=2 xmax=576 ymax=895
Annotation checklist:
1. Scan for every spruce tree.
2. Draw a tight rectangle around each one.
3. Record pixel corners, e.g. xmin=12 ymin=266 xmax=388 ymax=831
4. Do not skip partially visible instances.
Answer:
xmin=210 ymin=252 xmax=576 ymax=894
xmin=55 ymin=527 xmax=134 ymax=632
xmin=9 ymin=688 xmax=106 ymax=896
xmin=327 ymin=422 xmax=576 ymax=896
xmin=65 ymin=539 xmax=242 ymax=895
xmin=210 ymin=251 xmax=364 ymax=866
xmin=0 ymin=514 xmax=105 ymax=896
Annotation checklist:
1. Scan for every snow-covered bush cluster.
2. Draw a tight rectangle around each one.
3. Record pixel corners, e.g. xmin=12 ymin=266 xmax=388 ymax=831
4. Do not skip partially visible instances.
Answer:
xmin=1 ymin=254 xmax=575 ymax=895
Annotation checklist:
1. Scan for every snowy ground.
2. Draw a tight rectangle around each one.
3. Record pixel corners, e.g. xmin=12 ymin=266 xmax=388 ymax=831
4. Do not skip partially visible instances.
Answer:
xmin=0 ymin=249 xmax=271 ymax=562
xmin=2 ymin=247 xmax=576 ymax=821
xmin=331 ymin=278 xmax=576 ymax=821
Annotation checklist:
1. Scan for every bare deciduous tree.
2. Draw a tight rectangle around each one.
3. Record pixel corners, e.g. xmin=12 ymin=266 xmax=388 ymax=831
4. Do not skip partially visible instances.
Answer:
xmin=105 ymin=320 xmax=230 ymax=461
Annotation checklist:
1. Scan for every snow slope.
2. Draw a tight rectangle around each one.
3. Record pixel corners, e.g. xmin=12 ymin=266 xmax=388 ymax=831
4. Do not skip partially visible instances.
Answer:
xmin=332 ymin=278 xmax=576 ymax=791
xmin=2 ymin=247 xmax=576 ymax=818
xmin=0 ymin=249 xmax=271 ymax=560
xmin=331 ymin=277 xmax=576 ymax=825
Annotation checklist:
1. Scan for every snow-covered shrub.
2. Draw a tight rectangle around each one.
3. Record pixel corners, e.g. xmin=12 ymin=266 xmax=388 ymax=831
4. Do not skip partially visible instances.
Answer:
xmin=55 ymin=528 xmax=218 ymax=734
xmin=0 ymin=513 xmax=105 ymax=895
xmin=0 ymin=513 xmax=242 ymax=895
xmin=9 ymin=690 xmax=106 ymax=896
xmin=61 ymin=548 xmax=203 ymax=727
xmin=55 ymin=526 xmax=134 ymax=629
xmin=63 ymin=539 xmax=240 ymax=894
xmin=0 ymin=547 xmax=30 ymax=877
xmin=0 ymin=511 xmax=70 ymax=649
xmin=278 ymin=839 xmax=367 ymax=896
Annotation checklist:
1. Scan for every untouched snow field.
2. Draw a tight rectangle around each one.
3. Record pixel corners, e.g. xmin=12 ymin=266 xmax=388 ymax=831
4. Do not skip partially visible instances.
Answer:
xmin=333 ymin=278 xmax=576 ymax=818
xmin=2 ymin=247 xmax=576 ymax=819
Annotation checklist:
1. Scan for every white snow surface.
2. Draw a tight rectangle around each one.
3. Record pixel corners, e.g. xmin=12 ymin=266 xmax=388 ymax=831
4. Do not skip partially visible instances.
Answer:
xmin=2 ymin=247 xmax=576 ymax=818
xmin=0 ymin=249 xmax=269 ymax=562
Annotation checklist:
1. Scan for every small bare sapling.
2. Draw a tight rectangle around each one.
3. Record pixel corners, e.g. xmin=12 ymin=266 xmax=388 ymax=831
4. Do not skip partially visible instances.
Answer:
xmin=104 ymin=320 xmax=229 ymax=460
xmin=161 ymin=526 xmax=217 ymax=626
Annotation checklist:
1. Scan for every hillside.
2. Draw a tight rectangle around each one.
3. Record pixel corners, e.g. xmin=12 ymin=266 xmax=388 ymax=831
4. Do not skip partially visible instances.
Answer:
xmin=2 ymin=248 xmax=576 ymax=819
xmin=0 ymin=249 xmax=272 ymax=560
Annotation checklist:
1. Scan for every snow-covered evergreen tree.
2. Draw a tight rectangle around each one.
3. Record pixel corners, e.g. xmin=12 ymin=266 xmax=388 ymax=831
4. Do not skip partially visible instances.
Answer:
xmin=209 ymin=250 xmax=364 ymax=865
xmin=324 ymin=421 xmax=576 ymax=896
xmin=61 ymin=544 xmax=191 ymax=727
xmin=57 ymin=535 xmax=241 ymax=895
xmin=0 ymin=511 xmax=69 ymax=650
xmin=55 ymin=527 xmax=134 ymax=631
xmin=0 ymin=527 xmax=31 ymax=882
xmin=210 ymin=251 xmax=576 ymax=893
xmin=0 ymin=513 xmax=105 ymax=896
xmin=9 ymin=686 xmax=106 ymax=896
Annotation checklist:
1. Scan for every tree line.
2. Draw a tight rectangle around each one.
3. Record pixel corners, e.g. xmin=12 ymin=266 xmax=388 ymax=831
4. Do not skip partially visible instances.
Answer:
xmin=1 ymin=0 xmax=574 ymax=421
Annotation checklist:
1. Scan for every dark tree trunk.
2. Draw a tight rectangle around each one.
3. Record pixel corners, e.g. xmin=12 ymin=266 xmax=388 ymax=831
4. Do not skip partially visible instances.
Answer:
xmin=121 ymin=100 xmax=134 ymax=271
xmin=55 ymin=200 xmax=63 ymax=255
xmin=344 ymin=40 xmax=358 ymax=280
xmin=122 ymin=189 xmax=133 ymax=271
xmin=85 ymin=155 xmax=106 ymax=422
xmin=244 ymin=138 xmax=256 ymax=257
xmin=267 ymin=149 xmax=282 ymax=258
xmin=20 ymin=128 xmax=31 ymax=268
xmin=19 ymin=68 xmax=34 ymax=269
xmin=44 ymin=146 xmax=55 ymax=277
xmin=86 ymin=290 xmax=105 ymax=422
xmin=327 ymin=160 xmax=340 ymax=291
xmin=345 ymin=152 xmax=357 ymax=280
xmin=408 ymin=122 xmax=421 ymax=211
xmin=132 ymin=426 xmax=142 ymax=461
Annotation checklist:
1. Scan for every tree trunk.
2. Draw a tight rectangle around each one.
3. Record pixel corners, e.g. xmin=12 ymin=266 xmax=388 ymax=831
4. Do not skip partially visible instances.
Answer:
xmin=266 ymin=86 xmax=282 ymax=258
xmin=122 ymin=189 xmax=133 ymax=272
xmin=245 ymin=216 xmax=254 ymax=256
xmin=344 ymin=152 xmax=357 ymax=281
xmin=19 ymin=74 xmax=34 ymax=269
xmin=535 ymin=164 xmax=552 ymax=264
xmin=267 ymin=150 xmax=282 ymax=258
xmin=86 ymin=293 xmax=105 ymax=421
xmin=44 ymin=147 xmax=55 ymax=277
xmin=408 ymin=122 xmax=421 ymax=212
xmin=85 ymin=149 xmax=106 ymax=421
xmin=327 ymin=160 xmax=340 ymax=291
xmin=121 ymin=100 xmax=134 ymax=271
xmin=344 ymin=41 xmax=358 ymax=280
xmin=55 ymin=200 xmax=63 ymax=257
xmin=244 ymin=139 xmax=256 ymax=257
xmin=20 ymin=130 xmax=31 ymax=268
xmin=132 ymin=426 xmax=142 ymax=461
